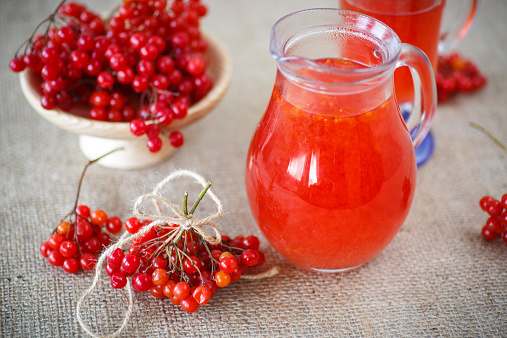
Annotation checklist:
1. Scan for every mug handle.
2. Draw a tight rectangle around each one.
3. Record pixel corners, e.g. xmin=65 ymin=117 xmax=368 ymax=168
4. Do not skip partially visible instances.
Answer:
xmin=438 ymin=0 xmax=479 ymax=53
xmin=397 ymin=45 xmax=437 ymax=148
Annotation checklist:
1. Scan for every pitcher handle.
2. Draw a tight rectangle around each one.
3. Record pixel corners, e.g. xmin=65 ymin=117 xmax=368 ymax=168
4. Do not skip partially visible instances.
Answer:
xmin=439 ymin=0 xmax=479 ymax=54
xmin=397 ymin=44 xmax=437 ymax=148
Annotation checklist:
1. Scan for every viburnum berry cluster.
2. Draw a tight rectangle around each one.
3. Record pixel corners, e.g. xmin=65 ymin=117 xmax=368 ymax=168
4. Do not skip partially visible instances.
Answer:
xmin=39 ymin=149 xmax=124 ymax=273
xmin=105 ymin=183 xmax=266 ymax=313
xmin=40 ymin=205 xmax=123 ymax=273
xmin=9 ymin=0 xmax=212 ymax=152
xmin=436 ymin=52 xmax=487 ymax=102
xmin=479 ymin=194 xmax=507 ymax=244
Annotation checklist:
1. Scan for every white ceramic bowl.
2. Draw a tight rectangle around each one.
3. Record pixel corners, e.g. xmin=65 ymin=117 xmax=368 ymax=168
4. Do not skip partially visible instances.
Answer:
xmin=19 ymin=32 xmax=232 ymax=170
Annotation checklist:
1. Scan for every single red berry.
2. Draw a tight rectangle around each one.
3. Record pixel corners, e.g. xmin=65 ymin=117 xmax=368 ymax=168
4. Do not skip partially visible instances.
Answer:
xmin=89 ymin=107 xmax=107 ymax=120
xmin=481 ymin=225 xmax=498 ymax=241
xmin=85 ymin=58 xmax=102 ymax=76
xmin=57 ymin=26 xmax=75 ymax=44
xmin=219 ymin=256 xmax=238 ymax=274
xmin=130 ymin=120 xmax=147 ymax=137
xmin=129 ymin=33 xmax=147 ymax=50
xmin=151 ymin=268 xmax=169 ymax=286
xmin=181 ymin=295 xmax=199 ymax=312
xmin=150 ymin=255 xmax=168 ymax=270
xmin=111 ymin=272 xmax=128 ymax=289
xmin=106 ymin=261 xmax=120 ymax=276
xmin=241 ymin=249 xmax=260 ymax=267
xmin=147 ymin=137 xmax=163 ymax=153
xmin=150 ymin=285 xmax=166 ymax=299
xmin=214 ymin=271 xmax=231 ymax=288
xmin=9 ymin=57 xmax=26 ymax=72
xmin=136 ymin=59 xmax=155 ymax=77
xmin=243 ymin=236 xmax=260 ymax=250
xmin=105 ymin=216 xmax=122 ymax=234
xmin=132 ymin=273 xmax=153 ymax=292
xmin=121 ymin=253 xmax=140 ymax=273
xmin=125 ymin=217 xmax=142 ymax=234
xmin=183 ymin=256 xmax=201 ymax=274
xmin=186 ymin=55 xmax=206 ymax=76
xmin=48 ymin=233 xmax=65 ymax=250
xmin=97 ymin=71 xmax=115 ymax=89
xmin=108 ymin=248 xmax=124 ymax=267
xmin=230 ymin=266 xmax=242 ymax=282
xmin=486 ymin=199 xmax=503 ymax=217
xmin=156 ymin=55 xmax=174 ymax=73
xmin=132 ymin=75 xmax=149 ymax=93
xmin=146 ymin=124 xmax=160 ymax=139
xmin=139 ymin=44 xmax=159 ymax=61
xmin=76 ymin=205 xmax=90 ymax=218
xmin=80 ymin=253 xmax=97 ymax=270
xmin=76 ymin=219 xmax=93 ymax=240
xmin=253 ymin=250 xmax=265 ymax=267
xmin=70 ymin=50 xmax=90 ymax=70
xmin=59 ymin=240 xmax=78 ymax=257
xmin=169 ymin=131 xmax=184 ymax=148
xmin=116 ymin=67 xmax=134 ymax=84
xmin=171 ymin=100 xmax=188 ymax=120
xmin=122 ymin=105 xmax=136 ymax=122
xmin=109 ymin=53 xmax=127 ymax=71
xmin=91 ymin=210 xmax=108 ymax=226
xmin=40 ymin=242 xmax=52 ymax=258
xmin=63 ymin=258 xmax=80 ymax=274
xmin=41 ymin=94 xmax=57 ymax=110
xmin=77 ymin=33 xmax=94 ymax=51
xmin=173 ymin=281 xmax=191 ymax=300
xmin=89 ymin=91 xmax=110 ymax=108
xmin=97 ymin=232 xmax=111 ymax=248
xmin=48 ymin=250 xmax=65 ymax=266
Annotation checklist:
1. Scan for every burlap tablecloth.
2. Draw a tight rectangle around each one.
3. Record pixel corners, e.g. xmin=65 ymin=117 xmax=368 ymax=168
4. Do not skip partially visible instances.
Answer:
xmin=1 ymin=0 xmax=506 ymax=336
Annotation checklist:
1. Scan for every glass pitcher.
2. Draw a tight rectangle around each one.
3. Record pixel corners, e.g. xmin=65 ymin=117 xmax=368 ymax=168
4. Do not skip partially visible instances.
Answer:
xmin=245 ymin=9 xmax=437 ymax=272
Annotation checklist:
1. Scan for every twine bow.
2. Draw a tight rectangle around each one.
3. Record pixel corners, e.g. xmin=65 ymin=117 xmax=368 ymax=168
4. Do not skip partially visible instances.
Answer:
xmin=132 ymin=169 xmax=223 ymax=246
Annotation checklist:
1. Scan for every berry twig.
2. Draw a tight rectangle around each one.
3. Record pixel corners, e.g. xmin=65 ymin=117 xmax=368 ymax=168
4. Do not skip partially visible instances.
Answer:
xmin=470 ymin=122 xmax=507 ymax=153
xmin=40 ymin=147 xmax=125 ymax=273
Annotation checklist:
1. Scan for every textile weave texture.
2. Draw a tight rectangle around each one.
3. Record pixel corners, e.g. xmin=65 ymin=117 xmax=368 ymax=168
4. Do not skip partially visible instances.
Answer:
xmin=0 ymin=0 xmax=506 ymax=336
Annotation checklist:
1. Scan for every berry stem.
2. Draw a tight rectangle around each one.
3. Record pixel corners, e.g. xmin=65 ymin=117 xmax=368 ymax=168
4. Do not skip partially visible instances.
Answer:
xmin=183 ymin=192 xmax=189 ymax=216
xmin=188 ymin=181 xmax=212 ymax=215
xmin=470 ymin=122 xmax=507 ymax=153
xmin=68 ymin=148 xmax=124 ymax=221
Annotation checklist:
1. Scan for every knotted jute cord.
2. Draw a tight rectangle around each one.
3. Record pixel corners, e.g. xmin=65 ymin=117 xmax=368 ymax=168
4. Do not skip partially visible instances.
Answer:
xmin=76 ymin=170 xmax=278 ymax=337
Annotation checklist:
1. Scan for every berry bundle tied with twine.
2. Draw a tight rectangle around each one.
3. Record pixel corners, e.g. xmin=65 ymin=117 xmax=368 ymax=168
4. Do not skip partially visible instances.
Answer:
xmin=76 ymin=169 xmax=278 ymax=337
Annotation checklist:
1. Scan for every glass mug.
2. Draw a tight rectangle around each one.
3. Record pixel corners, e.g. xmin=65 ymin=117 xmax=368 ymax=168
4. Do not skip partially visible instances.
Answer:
xmin=339 ymin=0 xmax=478 ymax=104
xmin=245 ymin=9 xmax=436 ymax=272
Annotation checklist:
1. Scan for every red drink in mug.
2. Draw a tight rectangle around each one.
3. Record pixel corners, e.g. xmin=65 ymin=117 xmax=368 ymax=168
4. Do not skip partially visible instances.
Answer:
xmin=340 ymin=0 xmax=477 ymax=104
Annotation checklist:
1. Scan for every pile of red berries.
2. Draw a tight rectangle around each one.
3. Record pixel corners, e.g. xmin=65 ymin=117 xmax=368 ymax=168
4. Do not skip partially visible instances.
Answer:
xmin=106 ymin=218 xmax=265 ymax=312
xmin=436 ymin=52 xmax=487 ymax=102
xmin=40 ymin=205 xmax=123 ymax=273
xmin=9 ymin=0 xmax=212 ymax=152
xmin=479 ymin=194 xmax=507 ymax=243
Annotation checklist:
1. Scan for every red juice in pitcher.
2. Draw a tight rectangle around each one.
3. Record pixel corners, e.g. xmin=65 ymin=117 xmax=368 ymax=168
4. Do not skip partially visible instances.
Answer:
xmin=245 ymin=58 xmax=417 ymax=271
xmin=340 ymin=0 xmax=445 ymax=103
xmin=246 ymin=9 xmax=436 ymax=272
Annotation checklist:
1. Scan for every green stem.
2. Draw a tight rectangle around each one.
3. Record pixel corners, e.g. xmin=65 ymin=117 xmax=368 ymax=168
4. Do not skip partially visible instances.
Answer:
xmin=183 ymin=192 xmax=188 ymax=216
xmin=188 ymin=181 xmax=212 ymax=215
xmin=470 ymin=122 xmax=507 ymax=153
